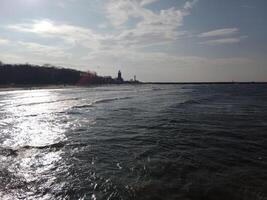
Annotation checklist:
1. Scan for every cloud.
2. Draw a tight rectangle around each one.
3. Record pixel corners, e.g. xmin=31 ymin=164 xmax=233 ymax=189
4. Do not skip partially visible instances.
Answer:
xmin=113 ymin=7 xmax=186 ymax=43
xmin=200 ymin=37 xmax=242 ymax=45
xmin=0 ymin=53 xmax=24 ymax=64
xmin=0 ymin=38 xmax=9 ymax=45
xmin=8 ymin=19 xmax=104 ymax=49
xmin=106 ymin=0 xmax=197 ymax=27
xmin=17 ymin=41 xmax=70 ymax=58
xmin=104 ymin=0 xmax=197 ymax=48
xmin=139 ymin=0 xmax=159 ymax=6
xmin=184 ymin=0 xmax=198 ymax=9
xmin=199 ymin=28 xmax=246 ymax=45
xmin=8 ymin=0 xmax=198 ymax=51
xmin=199 ymin=28 xmax=239 ymax=38
xmin=106 ymin=0 xmax=136 ymax=27
xmin=5 ymin=0 xmax=201 ymax=77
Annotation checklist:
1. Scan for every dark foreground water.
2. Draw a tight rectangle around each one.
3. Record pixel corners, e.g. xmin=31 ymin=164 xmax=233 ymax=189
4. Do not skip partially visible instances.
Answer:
xmin=0 ymin=84 xmax=267 ymax=200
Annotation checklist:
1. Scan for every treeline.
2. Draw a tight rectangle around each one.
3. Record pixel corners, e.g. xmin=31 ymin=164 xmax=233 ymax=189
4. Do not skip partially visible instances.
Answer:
xmin=0 ymin=62 xmax=118 ymax=86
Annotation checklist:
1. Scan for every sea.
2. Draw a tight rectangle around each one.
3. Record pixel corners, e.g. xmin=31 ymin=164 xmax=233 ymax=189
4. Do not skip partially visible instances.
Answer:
xmin=0 ymin=84 xmax=266 ymax=200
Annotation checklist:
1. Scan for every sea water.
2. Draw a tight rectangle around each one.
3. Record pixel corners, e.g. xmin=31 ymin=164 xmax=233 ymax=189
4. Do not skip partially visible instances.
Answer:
xmin=0 ymin=84 xmax=266 ymax=200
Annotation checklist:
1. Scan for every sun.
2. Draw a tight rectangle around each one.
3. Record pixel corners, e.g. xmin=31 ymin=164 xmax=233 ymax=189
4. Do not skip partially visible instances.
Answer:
xmin=33 ymin=20 xmax=54 ymax=33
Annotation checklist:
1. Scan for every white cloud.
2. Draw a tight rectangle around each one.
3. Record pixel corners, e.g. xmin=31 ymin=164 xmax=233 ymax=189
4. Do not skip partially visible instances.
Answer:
xmin=106 ymin=0 xmax=196 ymax=28
xmin=200 ymin=37 xmax=242 ymax=45
xmin=199 ymin=28 xmax=239 ymax=38
xmin=199 ymin=28 xmax=246 ymax=45
xmin=139 ymin=0 xmax=159 ymax=6
xmin=3 ymin=0 xmax=201 ymax=81
xmin=113 ymin=7 xmax=185 ymax=45
xmin=104 ymin=0 xmax=197 ymax=48
xmin=0 ymin=53 xmax=25 ymax=64
xmin=106 ymin=0 xmax=136 ymax=27
xmin=8 ymin=0 xmax=198 ymax=51
xmin=8 ymin=19 xmax=104 ymax=50
xmin=184 ymin=0 xmax=198 ymax=9
xmin=0 ymin=38 xmax=9 ymax=45
xmin=17 ymin=41 xmax=70 ymax=58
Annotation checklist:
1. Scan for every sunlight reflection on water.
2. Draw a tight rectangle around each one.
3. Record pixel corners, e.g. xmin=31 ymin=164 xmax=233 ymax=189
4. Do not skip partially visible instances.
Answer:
xmin=1 ymin=90 xmax=69 ymax=148
xmin=0 ymin=89 xmax=69 ymax=199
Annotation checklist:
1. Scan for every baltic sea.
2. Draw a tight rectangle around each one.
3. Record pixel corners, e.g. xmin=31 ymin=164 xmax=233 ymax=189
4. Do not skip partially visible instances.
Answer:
xmin=0 ymin=84 xmax=266 ymax=200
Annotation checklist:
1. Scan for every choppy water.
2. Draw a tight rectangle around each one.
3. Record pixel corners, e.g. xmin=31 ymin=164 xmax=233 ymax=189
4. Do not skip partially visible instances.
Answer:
xmin=0 ymin=84 xmax=267 ymax=200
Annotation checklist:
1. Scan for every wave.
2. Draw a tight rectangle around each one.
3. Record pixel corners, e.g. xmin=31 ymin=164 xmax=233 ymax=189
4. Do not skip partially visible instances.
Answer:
xmin=72 ymin=104 xmax=93 ymax=109
xmin=0 ymin=141 xmax=91 ymax=157
xmin=173 ymin=94 xmax=223 ymax=109
xmin=152 ymin=87 xmax=164 ymax=91
xmin=0 ymin=142 xmax=67 ymax=156
xmin=93 ymin=96 xmax=133 ymax=104
xmin=20 ymin=142 xmax=67 ymax=150
xmin=72 ymin=96 xmax=133 ymax=110
xmin=180 ymin=99 xmax=201 ymax=106
xmin=16 ymin=97 xmax=80 ymax=107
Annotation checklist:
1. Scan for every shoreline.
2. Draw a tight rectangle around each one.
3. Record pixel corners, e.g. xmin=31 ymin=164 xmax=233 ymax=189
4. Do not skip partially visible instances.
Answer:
xmin=0 ymin=82 xmax=266 ymax=92
xmin=0 ymin=84 xmax=80 ymax=92
xmin=0 ymin=83 xmax=140 ymax=92
xmin=144 ymin=82 xmax=267 ymax=84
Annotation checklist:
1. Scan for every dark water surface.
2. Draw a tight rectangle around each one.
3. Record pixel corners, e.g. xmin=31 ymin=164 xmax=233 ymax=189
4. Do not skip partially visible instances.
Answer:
xmin=0 ymin=84 xmax=267 ymax=200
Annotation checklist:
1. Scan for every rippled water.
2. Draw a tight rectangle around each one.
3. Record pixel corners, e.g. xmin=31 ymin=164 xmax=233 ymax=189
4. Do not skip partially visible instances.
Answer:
xmin=0 ymin=84 xmax=267 ymax=200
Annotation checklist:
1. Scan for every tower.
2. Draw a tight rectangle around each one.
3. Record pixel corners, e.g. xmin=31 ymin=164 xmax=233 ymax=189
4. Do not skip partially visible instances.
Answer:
xmin=118 ymin=70 xmax=122 ymax=80
xmin=117 ymin=70 xmax=123 ymax=82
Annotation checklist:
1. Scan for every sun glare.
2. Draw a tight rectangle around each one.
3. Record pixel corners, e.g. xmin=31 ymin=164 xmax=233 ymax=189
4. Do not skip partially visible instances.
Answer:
xmin=33 ymin=20 xmax=54 ymax=33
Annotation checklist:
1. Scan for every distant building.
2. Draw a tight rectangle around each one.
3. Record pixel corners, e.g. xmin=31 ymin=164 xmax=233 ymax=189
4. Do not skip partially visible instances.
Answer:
xmin=117 ymin=70 xmax=123 ymax=83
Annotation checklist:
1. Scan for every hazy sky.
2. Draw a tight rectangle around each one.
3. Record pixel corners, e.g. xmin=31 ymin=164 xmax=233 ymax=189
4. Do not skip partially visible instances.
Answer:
xmin=0 ymin=0 xmax=266 ymax=82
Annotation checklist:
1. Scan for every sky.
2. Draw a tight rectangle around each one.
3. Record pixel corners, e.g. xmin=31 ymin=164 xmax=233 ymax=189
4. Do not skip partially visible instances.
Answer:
xmin=0 ymin=0 xmax=266 ymax=82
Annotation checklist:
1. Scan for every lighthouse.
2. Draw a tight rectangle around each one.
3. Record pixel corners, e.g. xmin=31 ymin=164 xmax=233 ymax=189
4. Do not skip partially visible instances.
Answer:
xmin=117 ymin=70 xmax=123 ymax=83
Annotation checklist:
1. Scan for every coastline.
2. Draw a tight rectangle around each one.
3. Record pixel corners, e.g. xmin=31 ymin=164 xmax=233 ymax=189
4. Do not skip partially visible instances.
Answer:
xmin=0 ymin=84 xmax=80 ymax=92
xmin=0 ymin=83 xmax=140 ymax=92
xmin=144 ymin=82 xmax=267 ymax=84
xmin=0 ymin=81 xmax=266 ymax=92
